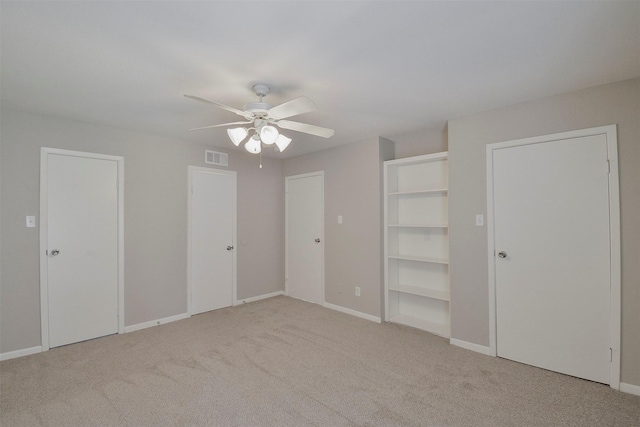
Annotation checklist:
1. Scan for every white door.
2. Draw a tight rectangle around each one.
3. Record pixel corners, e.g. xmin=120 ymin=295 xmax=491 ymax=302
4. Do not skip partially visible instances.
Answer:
xmin=286 ymin=172 xmax=324 ymax=304
xmin=491 ymin=133 xmax=614 ymax=384
xmin=189 ymin=167 xmax=236 ymax=315
xmin=44 ymin=152 xmax=119 ymax=348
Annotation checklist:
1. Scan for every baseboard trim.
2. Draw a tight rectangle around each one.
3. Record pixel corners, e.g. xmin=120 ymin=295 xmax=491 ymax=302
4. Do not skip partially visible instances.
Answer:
xmin=235 ymin=290 xmax=284 ymax=305
xmin=0 ymin=345 xmax=43 ymax=361
xmin=124 ymin=312 xmax=190 ymax=333
xmin=450 ymin=338 xmax=493 ymax=356
xmin=323 ymin=302 xmax=381 ymax=324
xmin=620 ymin=382 xmax=640 ymax=396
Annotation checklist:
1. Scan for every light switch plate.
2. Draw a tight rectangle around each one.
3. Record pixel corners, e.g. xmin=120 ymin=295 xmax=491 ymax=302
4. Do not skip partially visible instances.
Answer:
xmin=26 ymin=216 xmax=36 ymax=228
xmin=338 ymin=215 xmax=343 ymax=224
xmin=475 ymin=214 xmax=484 ymax=227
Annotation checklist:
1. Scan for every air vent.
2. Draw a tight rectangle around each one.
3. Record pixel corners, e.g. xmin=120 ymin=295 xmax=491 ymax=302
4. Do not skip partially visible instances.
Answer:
xmin=205 ymin=150 xmax=228 ymax=167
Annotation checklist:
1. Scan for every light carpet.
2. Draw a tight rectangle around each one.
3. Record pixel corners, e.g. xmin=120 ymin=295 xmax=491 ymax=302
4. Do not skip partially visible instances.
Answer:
xmin=1 ymin=296 xmax=639 ymax=426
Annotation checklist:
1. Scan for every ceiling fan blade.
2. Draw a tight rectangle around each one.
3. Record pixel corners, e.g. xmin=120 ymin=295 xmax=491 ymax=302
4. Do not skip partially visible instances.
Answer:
xmin=188 ymin=121 xmax=253 ymax=131
xmin=184 ymin=94 xmax=248 ymax=118
xmin=268 ymin=96 xmax=317 ymax=120
xmin=276 ymin=120 xmax=335 ymax=138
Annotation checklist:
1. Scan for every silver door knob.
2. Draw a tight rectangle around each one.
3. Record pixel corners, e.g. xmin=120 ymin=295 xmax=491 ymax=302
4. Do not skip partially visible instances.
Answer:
xmin=498 ymin=251 xmax=507 ymax=258
xmin=314 ymin=238 xmax=321 ymax=243
xmin=50 ymin=249 xmax=60 ymax=256
xmin=227 ymin=246 xmax=234 ymax=251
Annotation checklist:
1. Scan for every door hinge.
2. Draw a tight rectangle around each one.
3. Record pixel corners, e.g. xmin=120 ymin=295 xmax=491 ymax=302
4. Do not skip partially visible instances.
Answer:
xmin=45 ymin=249 xmax=48 ymax=255
xmin=609 ymin=348 xmax=612 ymax=362
xmin=606 ymin=160 xmax=610 ymax=174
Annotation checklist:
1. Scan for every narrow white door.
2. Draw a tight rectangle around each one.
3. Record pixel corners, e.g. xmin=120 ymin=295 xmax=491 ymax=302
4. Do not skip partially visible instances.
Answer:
xmin=189 ymin=168 xmax=236 ymax=314
xmin=46 ymin=153 xmax=119 ymax=348
xmin=286 ymin=172 xmax=324 ymax=304
xmin=492 ymin=134 xmax=612 ymax=384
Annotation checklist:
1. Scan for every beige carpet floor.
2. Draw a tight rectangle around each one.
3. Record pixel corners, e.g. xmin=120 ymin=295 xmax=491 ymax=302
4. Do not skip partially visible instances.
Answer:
xmin=1 ymin=296 xmax=639 ymax=426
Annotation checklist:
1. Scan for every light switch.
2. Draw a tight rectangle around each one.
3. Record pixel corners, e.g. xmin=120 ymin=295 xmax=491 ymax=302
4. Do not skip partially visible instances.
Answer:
xmin=338 ymin=215 xmax=343 ymax=224
xmin=26 ymin=216 xmax=36 ymax=228
xmin=475 ymin=214 xmax=484 ymax=227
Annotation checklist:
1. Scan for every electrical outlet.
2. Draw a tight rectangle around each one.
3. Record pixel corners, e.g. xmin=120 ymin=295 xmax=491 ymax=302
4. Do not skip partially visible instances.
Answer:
xmin=355 ymin=287 xmax=361 ymax=297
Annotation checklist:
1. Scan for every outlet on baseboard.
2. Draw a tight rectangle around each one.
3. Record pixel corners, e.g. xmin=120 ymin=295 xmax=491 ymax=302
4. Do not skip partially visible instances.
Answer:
xmin=355 ymin=287 xmax=361 ymax=297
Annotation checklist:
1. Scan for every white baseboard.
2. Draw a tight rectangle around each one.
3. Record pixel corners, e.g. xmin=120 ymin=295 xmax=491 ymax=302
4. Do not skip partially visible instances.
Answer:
xmin=449 ymin=340 xmax=640 ymax=395
xmin=323 ymin=302 xmax=381 ymax=324
xmin=620 ymin=382 xmax=640 ymax=396
xmin=450 ymin=338 xmax=493 ymax=356
xmin=124 ymin=312 xmax=190 ymax=333
xmin=234 ymin=290 xmax=284 ymax=305
xmin=0 ymin=345 xmax=42 ymax=361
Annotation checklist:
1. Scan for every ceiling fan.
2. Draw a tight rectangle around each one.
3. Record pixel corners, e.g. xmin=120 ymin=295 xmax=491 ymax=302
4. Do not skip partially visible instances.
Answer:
xmin=185 ymin=84 xmax=334 ymax=155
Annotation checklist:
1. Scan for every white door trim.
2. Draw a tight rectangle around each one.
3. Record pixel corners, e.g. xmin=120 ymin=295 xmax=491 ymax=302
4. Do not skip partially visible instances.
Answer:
xmin=187 ymin=166 xmax=237 ymax=314
xmin=40 ymin=148 xmax=125 ymax=351
xmin=486 ymin=124 xmax=620 ymax=389
xmin=284 ymin=171 xmax=325 ymax=303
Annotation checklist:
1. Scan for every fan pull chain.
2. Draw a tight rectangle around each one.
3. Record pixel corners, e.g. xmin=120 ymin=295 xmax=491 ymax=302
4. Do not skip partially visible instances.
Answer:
xmin=259 ymin=150 xmax=263 ymax=168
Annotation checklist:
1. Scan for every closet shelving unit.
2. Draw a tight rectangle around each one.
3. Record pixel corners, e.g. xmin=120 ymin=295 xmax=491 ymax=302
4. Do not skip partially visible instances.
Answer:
xmin=384 ymin=152 xmax=450 ymax=337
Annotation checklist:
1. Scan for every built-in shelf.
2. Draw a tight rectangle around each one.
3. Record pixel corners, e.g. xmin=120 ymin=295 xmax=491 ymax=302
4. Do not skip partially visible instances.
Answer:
xmin=388 ymin=224 xmax=448 ymax=228
xmin=388 ymin=189 xmax=448 ymax=196
xmin=389 ymin=314 xmax=450 ymax=338
xmin=388 ymin=254 xmax=449 ymax=264
xmin=389 ymin=284 xmax=450 ymax=301
xmin=384 ymin=151 xmax=450 ymax=338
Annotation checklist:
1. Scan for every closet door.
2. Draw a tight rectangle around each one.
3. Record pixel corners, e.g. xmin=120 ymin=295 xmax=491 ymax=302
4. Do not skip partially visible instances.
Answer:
xmin=492 ymin=133 xmax=613 ymax=384
xmin=285 ymin=172 xmax=324 ymax=304
xmin=189 ymin=167 xmax=236 ymax=314
xmin=43 ymin=151 xmax=120 ymax=349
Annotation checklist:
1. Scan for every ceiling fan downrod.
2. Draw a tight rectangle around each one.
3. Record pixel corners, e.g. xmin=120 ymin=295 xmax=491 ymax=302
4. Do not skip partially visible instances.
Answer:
xmin=252 ymin=83 xmax=270 ymax=101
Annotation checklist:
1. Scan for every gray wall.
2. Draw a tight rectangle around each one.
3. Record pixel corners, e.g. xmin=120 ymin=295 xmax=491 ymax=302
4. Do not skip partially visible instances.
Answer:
xmin=0 ymin=108 xmax=284 ymax=353
xmin=282 ymin=137 xmax=394 ymax=318
xmin=391 ymin=126 xmax=448 ymax=160
xmin=447 ymin=78 xmax=640 ymax=386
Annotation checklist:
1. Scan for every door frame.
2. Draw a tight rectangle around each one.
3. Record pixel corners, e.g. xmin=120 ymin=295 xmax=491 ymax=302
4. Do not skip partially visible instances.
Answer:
xmin=284 ymin=171 xmax=325 ymax=303
xmin=486 ymin=125 xmax=620 ymax=389
xmin=187 ymin=166 xmax=237 ymax=314
xmin=39 ymin=148 xmax=125 ymax=351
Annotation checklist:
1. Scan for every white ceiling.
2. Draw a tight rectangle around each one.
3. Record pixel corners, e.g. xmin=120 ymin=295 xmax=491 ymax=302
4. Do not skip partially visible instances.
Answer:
xmin=1 ymin=1 xmax=638 ymax=158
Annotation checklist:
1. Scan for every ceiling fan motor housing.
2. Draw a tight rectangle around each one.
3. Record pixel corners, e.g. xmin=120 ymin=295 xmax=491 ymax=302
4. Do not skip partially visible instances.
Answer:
xmin=243 ymin=102 xmax=272 ymax=116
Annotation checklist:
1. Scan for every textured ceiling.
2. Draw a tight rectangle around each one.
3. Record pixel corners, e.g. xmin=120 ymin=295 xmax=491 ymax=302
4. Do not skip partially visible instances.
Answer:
xmin=1 ymin=1 xmax=638 ymax=158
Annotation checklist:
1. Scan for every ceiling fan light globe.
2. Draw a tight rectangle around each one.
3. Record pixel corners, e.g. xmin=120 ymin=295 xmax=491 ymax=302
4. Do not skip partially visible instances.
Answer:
xmin=227 ymin=127 xmax=248 ymax=146
xmin=260 ymin=125 xmax=279 ymax=145
xmin=245 ymin=136 xmax=262 ymax=154
xmin=275 ymin=135 xmax=292 ymax=152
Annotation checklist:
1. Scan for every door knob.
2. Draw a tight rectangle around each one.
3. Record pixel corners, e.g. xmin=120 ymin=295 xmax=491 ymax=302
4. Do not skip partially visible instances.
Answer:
xmin=227 ymin=246 xmax=234 ymax=251
xmin=498 ymin=251 xmax=507 ymax=258
xmin=50 ymin=249 xmax=60 ymax=256
xmin=314 ymin=238 xmax=321 ymax=243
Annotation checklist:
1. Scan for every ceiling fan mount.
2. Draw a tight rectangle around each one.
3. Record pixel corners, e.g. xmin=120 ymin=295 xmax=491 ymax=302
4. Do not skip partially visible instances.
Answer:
xmin=242 ymin=84 xmax=273 ymax=115
xmin=184 ymin=83 xmax=334 ymax=156
xmin=251 ymin=83 xmax=270 ymax=99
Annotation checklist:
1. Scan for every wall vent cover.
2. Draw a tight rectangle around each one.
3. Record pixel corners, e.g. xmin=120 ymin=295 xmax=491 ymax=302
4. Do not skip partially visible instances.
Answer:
xmin=205 ymin=150 xmax=228 ymax=166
